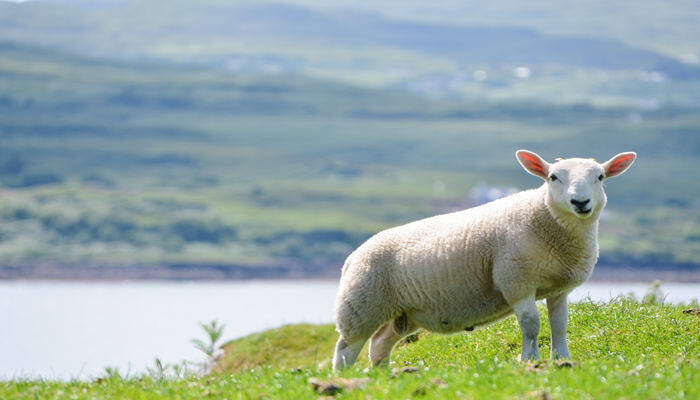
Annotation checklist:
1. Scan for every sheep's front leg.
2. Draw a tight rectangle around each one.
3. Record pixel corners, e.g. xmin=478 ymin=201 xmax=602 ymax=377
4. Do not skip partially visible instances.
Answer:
xmin=546 ymin=291 xmax=570 ymax=359
xmin=512 ymin=294 xmax=540 ymax=360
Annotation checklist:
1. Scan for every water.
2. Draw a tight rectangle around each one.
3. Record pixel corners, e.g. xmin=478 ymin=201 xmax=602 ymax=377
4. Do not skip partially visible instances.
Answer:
xmin=1 ymin=280 xmax=697 ymax=380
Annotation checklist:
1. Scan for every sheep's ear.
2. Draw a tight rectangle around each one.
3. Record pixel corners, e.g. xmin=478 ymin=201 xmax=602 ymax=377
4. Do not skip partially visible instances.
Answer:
xmin=602 ymin=152 xmax=636 ymax=178
xmin=516 ymin=149 xmax=550 ymax=180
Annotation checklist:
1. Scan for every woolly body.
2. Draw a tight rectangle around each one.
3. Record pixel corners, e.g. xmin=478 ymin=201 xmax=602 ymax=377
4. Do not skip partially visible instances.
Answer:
xmin=335 ymin=185 xmax=596 ymax=340
xmin=332 ymin=151 xmax=636 ymax=370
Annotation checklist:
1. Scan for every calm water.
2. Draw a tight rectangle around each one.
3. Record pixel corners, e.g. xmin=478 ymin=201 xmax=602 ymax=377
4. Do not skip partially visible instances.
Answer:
xmin=1 ymin=280 xmax=698 ymax=379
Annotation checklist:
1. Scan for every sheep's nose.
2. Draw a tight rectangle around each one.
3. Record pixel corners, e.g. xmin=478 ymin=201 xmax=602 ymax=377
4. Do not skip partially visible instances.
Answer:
xmin=570 ymin=198 xmax=590 ymax=207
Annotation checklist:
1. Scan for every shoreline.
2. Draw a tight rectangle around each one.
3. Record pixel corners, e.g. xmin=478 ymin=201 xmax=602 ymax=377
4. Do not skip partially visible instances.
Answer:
xmin=1 ymin=263 xmax=698 ymax=283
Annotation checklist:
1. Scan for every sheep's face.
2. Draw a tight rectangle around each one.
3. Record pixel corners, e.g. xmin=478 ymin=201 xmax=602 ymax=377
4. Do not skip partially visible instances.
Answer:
xmin=546 ymin=158 xmax=606 ymax=218
xmin=516 ymin=150 xmax=636 ymax=220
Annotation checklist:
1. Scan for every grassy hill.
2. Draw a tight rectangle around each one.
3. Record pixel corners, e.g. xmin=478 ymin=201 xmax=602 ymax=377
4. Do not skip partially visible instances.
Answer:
xmin=293 ymin=0 xmax=700 ymax=60
xmin=3 ymin=1 xmax=700 ymax=105
xmin=4 ymin=1 xmax=700 ymax=66
xmin=2 ymin=298 xmax=698 ymax=398
xmin=0 ymin=1 xmax=698 ymax=276
xmin=0 ymin=39 xmax=698 ymax=276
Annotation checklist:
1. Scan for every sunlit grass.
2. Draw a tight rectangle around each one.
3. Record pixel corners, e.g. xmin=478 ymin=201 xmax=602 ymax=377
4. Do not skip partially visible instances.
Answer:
xmin=2 ymin=298 xmax=697 ymax=399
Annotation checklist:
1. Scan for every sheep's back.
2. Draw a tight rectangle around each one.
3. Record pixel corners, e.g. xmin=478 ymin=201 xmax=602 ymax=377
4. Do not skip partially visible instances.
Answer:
xmin=347 ymin=188 xmax=543 ymax=310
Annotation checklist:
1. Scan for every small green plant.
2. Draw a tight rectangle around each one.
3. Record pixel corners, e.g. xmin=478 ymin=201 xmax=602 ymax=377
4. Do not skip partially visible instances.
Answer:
xmin=643 ymin=279 xmax=664 ymax=304
xmin=146 ymin=358 xmax=192 ymax=380
xmin=100 ymin=366 xmax=122 ymax=381
xmin=146 ymin=358 xmax=168 ymax=381
xmin=191 ymin=320 xmax=226 ymax=358
xmin=170 ymin=362 xmax=189 ymax=379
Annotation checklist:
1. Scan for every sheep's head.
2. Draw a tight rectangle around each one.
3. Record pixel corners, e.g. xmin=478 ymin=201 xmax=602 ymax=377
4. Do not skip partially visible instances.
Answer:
xmin=516 ymin=150 xmax=636 ymax=220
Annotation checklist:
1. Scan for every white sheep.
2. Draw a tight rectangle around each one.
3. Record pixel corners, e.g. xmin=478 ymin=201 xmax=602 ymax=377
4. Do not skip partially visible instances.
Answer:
xmin=332 ymin=150 xmax=636 ymax=370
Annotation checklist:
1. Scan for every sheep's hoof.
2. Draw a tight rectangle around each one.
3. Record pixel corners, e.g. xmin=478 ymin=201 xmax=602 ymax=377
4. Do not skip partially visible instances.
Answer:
xmin=555 ymin=360 xmax=576 ymax=368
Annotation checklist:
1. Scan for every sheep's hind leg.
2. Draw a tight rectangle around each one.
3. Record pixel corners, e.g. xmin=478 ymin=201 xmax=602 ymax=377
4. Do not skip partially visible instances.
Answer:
xmin=369 ymin=313 xmax=418 ymax=366
xmin=333 ymin=336 xmax=365 ymax=371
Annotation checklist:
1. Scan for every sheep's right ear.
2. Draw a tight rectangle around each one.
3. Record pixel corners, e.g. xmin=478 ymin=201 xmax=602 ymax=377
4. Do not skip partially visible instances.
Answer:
xmin=516 ymin=150 xmax=550 ymax=180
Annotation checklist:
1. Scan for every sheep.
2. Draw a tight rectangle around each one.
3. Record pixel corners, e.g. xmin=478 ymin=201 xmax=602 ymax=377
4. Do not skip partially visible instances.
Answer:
xmin=332 ymin=150 xmax=636 ymax=370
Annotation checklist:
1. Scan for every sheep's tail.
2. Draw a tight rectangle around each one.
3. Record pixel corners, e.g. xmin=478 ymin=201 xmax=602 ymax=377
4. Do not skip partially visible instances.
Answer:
xmin=340 ymin=253 xmax=354 ymax=275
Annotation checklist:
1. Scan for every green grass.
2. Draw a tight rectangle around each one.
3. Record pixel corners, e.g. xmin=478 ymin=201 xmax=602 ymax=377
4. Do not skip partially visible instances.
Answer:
xmin=2 ymin=298 xmax=698 ymax=399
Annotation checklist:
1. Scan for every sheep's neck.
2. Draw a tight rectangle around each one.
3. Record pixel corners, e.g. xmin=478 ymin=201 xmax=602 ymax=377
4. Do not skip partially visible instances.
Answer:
xmin=538 ymin=187 xmax=600 ymax=262
xmin=541 ymin=188 xmax=600 ymax=236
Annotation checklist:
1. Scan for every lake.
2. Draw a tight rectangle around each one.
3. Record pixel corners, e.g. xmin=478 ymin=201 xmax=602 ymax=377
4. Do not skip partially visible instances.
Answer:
xmin=1 ymin=280 xmax=698 ymax=380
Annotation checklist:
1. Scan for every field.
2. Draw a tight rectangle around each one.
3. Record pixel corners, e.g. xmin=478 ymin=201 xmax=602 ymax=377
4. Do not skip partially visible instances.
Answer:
xmin=0 ymin=0 xmax=699 ymax=277
xmin=2 ymin=1 xmax=698 ymax=397
xmin=0 ymin=40 xmax=698 ymax=277
xmin=2 ymin=298 xmax=698 ymax=399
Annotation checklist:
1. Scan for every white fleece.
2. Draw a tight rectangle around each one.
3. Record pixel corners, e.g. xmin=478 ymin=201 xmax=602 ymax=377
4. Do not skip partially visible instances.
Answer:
xmin=334 ymin=184 xmax=597 ymax=341
xmin=332 ymin=151 xmax=635 ymax=370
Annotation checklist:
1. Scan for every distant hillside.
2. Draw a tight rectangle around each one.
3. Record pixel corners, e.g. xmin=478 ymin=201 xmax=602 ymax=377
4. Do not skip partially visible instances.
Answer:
xmin=225 ymin=5 xmax=699 ymax=76
xmin=0 ymin=41 xmax=697 ymax=275
xmin=1 ymin=1 xmax=698 ymax=79
xmin=294 ymin=0 xmax=700 ymax=61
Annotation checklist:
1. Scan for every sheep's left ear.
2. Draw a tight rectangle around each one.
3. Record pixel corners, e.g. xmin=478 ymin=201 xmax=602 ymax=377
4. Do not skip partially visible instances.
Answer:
xmin=602 ymin=152 xmax=636 ymax=178
xmin=516 ymin=149 xmax=550 ymax=180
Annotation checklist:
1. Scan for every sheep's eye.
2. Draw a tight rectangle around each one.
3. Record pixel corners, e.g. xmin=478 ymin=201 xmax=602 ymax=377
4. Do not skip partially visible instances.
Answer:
xmin=598 ymin=174 xmax=604 ymax=181
xmin=550 ymin=174 xmax=558 ymax=182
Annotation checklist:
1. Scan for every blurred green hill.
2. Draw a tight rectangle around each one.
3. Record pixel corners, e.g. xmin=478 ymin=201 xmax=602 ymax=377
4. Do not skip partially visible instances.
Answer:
xmin=0 ymin=1 xmax=698 ymax=277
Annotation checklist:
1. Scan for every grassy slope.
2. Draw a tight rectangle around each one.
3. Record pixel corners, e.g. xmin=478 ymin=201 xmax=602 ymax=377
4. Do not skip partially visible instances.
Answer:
xmin=291 ymin=0 xmax=700 ymax=58
xmin=2 ymin=299 xmax=698 ymax=399
xmin=3 ymin=1 xmax=700 ymax=106
xmin=0 ymin=41 xmax=699 ymax=270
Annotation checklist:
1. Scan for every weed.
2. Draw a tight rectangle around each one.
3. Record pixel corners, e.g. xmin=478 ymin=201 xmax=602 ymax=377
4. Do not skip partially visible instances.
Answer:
xmin=192 ymin=320 xmax=226 ymax=358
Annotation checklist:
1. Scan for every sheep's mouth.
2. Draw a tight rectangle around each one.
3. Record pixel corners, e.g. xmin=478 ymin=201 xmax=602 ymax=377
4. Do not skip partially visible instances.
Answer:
xmin=575 ymin=208 xmax=592 ymax=215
